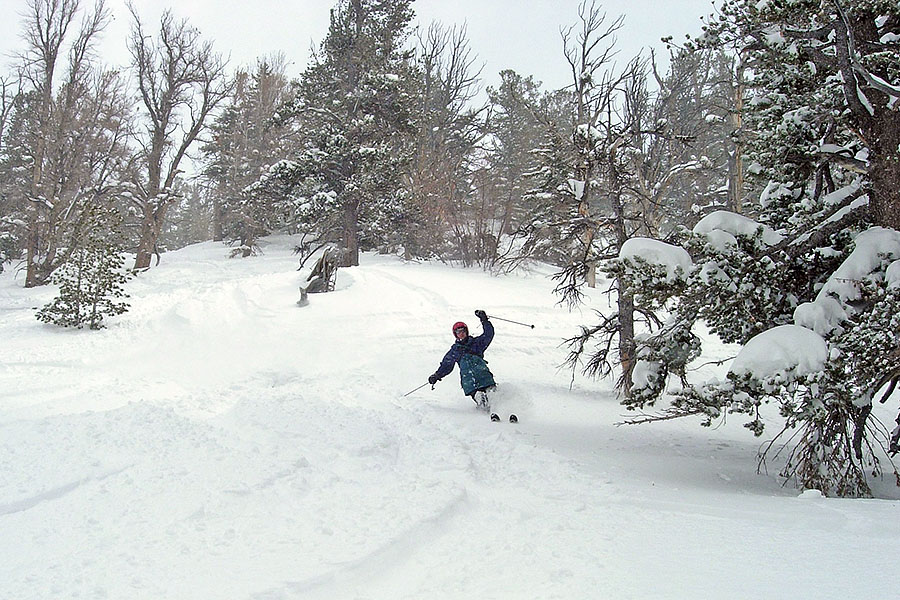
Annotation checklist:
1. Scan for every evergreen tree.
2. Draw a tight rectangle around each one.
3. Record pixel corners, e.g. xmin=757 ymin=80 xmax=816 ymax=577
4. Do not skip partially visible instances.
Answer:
xmin=524 ymin=2 xmax=691 ymax=397
xmin=509 ymin=4 xmax=636 ymax=303
xmin=201 ymin=58 xmax=294 ymax=255
xmin=0 ymin=77 xmax=19 ymax=273
xmin=36 ymin=203 xmax=130 ymax=330
xmin=255 ymin=0 xmax=417 ymax=266
xmin=159 ymin=182 xmax=214 ymax=251
xmin=646 ymin=45 xmax=748 ymax=221
xmin=508 ymin=88 xmax=579 ymax=268
xmin=485 ymin=70 xmax=557 ymax=270
xmin=0 ymin=210 xmax=18 ymax=273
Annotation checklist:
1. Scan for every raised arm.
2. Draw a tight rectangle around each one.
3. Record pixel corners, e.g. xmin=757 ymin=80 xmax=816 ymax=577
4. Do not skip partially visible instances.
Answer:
xmin=470 ymin=310 xmax=494 ymax=354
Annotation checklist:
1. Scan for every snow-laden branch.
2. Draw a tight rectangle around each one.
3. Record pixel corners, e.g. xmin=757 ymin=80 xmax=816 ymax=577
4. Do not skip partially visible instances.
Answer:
xmin=833 ymin=0 xmax=900 ymax=108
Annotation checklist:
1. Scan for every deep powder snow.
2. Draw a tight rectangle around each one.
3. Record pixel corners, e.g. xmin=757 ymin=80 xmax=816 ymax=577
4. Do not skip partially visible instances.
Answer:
xmin=1 ymin=236 xmax=897 ymax=599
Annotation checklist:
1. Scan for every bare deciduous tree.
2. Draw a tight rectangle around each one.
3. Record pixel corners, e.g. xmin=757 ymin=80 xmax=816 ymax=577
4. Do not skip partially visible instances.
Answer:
xmin=126 ymin=5 xmax=229 ymax=271
xmin=559 ymin=2 xmax=626 ymax=290
xmin=16 ymin=0 xmax=113 ymax=287
xmin=409 ymin=22 xmax=486 ymax=262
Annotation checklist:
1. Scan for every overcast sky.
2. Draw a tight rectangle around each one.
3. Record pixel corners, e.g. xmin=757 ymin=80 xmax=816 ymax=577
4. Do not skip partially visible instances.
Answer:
xmin=0 ymin=0 xmax=717 ymax=94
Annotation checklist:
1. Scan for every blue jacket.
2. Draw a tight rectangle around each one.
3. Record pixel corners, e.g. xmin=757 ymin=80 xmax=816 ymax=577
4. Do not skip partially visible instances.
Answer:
xmin=434 ymin=318 xmax=495 ymax=396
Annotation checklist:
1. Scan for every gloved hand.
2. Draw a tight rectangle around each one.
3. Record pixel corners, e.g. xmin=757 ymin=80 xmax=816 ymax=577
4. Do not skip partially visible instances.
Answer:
xmin=428 ymin=374 xmax=439 ymax=385
xmin=474 ymin=309 xmax=487 ymax=321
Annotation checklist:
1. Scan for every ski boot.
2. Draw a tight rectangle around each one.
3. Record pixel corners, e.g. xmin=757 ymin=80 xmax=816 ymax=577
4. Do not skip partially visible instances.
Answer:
xmin=474 ymin=390 xmax=491 ymax=412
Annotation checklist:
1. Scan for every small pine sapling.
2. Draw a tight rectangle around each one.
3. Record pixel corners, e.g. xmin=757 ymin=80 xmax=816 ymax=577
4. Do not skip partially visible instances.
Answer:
xmin=37 ymin=205 xmax=131 ymax=330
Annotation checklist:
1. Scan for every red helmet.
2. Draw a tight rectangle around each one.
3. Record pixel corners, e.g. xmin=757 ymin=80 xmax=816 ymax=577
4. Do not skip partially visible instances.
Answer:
xmin=452 ymin=321 xmax=468 ymax=337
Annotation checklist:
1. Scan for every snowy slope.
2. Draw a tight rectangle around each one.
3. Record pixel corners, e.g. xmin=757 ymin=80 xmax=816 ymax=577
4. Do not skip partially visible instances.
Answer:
xmin=1 ymin=236 xmax=898 ymax=600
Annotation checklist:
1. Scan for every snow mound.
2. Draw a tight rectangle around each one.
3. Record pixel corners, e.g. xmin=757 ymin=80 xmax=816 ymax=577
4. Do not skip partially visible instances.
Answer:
xmin=887 ymin=260 xmax=900 ymax=288
xmin=619 ymin=237 xmax=692 ymax=281
xmin=693 ymin=210 xmax=784 ymax=247
xmin=795 ymin=227 xmax=900 ymax=335
xmin=793 ymin=296 xmax=848 ymax=338
xmin=729 ymin=325 xmax=828 ymax=378
xmin=819 ymin=227 xmax=900 ymax=302
xmin=798 ymin=489 xmax=826 ymax=499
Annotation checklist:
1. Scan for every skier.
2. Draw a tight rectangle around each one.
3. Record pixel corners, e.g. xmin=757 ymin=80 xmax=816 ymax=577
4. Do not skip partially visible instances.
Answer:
xmin=428 ymin=310 xmax=514 ymax=422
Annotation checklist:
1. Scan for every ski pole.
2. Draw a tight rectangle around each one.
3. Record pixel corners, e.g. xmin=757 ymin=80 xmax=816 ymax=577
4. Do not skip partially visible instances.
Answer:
xmin=403 ymin=382 xmax=432 ymax=397
xmin=488 ymin=314 xmax=535 ymax=329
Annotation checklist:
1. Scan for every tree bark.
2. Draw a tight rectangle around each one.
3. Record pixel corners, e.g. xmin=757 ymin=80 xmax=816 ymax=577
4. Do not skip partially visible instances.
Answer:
xmin=579 ymin=199 xmax=596 ymax=288
xmin=134 ymin=206 xmax=166 ymax=270
xmin=211 ymin=185 xmax=224 ymax=242
xmin=728 ymin=60 xmax=745 ymax=214
xmin=617 ymin=276 xmax=636 ymax=398
xmin=868 ymin=118 xmax=900 ymax=231
xmin=342 ymin=202 xmax=359 ymax=267
xmin=610 ymin=152 xmax=634 ymax=397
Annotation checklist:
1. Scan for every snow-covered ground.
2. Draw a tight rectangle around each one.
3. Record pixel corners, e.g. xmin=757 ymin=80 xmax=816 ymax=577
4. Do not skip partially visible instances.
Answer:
xmin=1 ymin=236 xmax=898 ymax=599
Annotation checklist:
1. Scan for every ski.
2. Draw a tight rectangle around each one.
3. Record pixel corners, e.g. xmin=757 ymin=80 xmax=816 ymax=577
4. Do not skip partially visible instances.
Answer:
xmin=476 ymin=391 xmax=516 ymax=423
xmin=489 ymin=412 xmax=518 ymax=423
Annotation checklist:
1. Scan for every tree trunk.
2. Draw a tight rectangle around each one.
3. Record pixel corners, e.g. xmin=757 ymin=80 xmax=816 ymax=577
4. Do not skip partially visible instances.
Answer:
xmin=24 ymin=222 xmax=41 ymax=288
xmin=869 ymin=120 xmax=900 ymax=231
xmin=728 ymin=63 xmax=745 ymax=214
xmin=25 ymin=84 xmax=52 ymax=288
xmin=133 ymin=226 xmax=156 ymax=271
xmin=580 ymin=199 xmax=597 ymax=288
xmin=610 ymin=154 xmax=634 ymax=397
xmin=212 ymin=194 xmax=224 ymax=242
xmin=24 ymin=210 xmax=58 ymax=288
xmin=870 ymin=159 xmax=900 ymax=231
xmin=133 ymin=205 xmax=167 ymax=270
xmin=342 ymin=202 xmax=359 ymax=267
xmin=617 ymin=276 xmax=636 ymax=398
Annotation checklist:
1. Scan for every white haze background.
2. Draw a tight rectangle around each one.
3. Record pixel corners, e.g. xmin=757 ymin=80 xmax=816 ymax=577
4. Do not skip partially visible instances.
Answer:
xmin=0 ymin=0 xmax=717 ymax=95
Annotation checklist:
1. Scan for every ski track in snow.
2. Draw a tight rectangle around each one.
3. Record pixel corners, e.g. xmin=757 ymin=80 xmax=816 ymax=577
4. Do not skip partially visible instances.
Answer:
xmin=1 ymin=236 xmax=898 ymax=599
